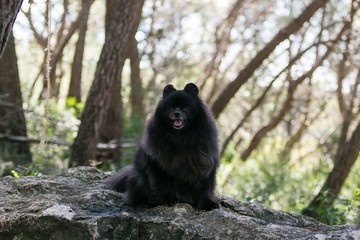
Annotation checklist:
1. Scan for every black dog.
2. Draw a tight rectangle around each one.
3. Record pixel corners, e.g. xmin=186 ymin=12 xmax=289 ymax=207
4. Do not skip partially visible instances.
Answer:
xmin=106 ymin=83 xmax=219 ymax=210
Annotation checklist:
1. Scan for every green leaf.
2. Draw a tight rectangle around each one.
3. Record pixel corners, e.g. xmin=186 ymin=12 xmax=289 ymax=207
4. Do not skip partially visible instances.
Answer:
xmin=66 ymin=97 xmax=77 ymax=107
xmin=11 ymin=170 xmax=20 ymax=179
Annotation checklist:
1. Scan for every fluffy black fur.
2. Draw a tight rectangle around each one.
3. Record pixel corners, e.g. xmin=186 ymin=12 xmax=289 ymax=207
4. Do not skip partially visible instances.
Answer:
xmin=106 ymin=83 xmax=219 ymax=210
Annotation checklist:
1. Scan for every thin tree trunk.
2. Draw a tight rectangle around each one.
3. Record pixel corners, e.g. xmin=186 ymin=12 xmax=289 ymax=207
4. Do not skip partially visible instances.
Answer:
xmin=210 ymin=0 xmax=328 ymax=118
xmin=129 ymin=36 xmax=144 ymax=120
xmin=334 ymin=31 xmax=353 ymax=159
xmin=68 ymin=0 xmax=94 ymax=103
xmin=0 ymin=33 xmax=32 ymax=166
xmin=0 ymin=0 xmax=23 ymax=58
xmin=37 ymin=0 xmax=93 ymax=99
xmin=70 ymin=0 xmax=145 ymax=166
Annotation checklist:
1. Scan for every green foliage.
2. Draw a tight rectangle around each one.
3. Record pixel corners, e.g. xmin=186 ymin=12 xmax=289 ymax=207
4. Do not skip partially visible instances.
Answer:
xmin=11 ymin=164 xmax=42 ymax=178
xmin=219 ymin=135 xmax=360 ymax=225
xmin=218 ymin=137 xmax=328 ymax=216
xmin=66 ymin=97 xmax=85 ymax=118
xmin=302 ymin=190 xmax=349 ymax=225
xmin=303 ymin=188 xmax=360 ymax=225
xmin=25 ymin=99 xmax=80 ymax=174
xmin=315 ymin=203 xmax=348 ymax=225
xmin=346 ymin=188 xmax=360 ymax=224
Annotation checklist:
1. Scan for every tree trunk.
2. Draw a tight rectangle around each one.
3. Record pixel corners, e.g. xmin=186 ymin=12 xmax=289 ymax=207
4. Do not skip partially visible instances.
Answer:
xmin=70 ymin=0 xmax=145 ymax=166
xmin=0 ymin=33 xmax=32 ymax=166
xmin=303 ymin=121 xmax=360 ymax=218
xmin=334 ymin=31 xmax=353 ymax=159
xmin=68 ymin=0 xmax=94 ymax=103
xmin=0 ymin=0 xmax=23 ymax=58
xmin=210 ymin=0 xmax=328 ymax=119
xmin=99 ymin=75 xmax=123 ymax=163
xmin=129 ymin=36 xmax=144 ymax=120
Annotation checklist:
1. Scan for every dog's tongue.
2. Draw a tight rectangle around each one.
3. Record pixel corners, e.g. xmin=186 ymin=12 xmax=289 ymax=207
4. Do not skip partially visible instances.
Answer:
xmin=174 ymin=120 xmax=183 ymax=127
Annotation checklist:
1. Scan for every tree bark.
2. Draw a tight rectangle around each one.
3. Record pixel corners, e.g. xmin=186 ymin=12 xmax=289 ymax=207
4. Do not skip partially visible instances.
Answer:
xmin=98 ymin=74 xmax=123 ymax=163
xmin=70 ymin=0 xmax=145 ymax=166
xmin=0 ymin=33 xmax=32 ymax=165
xmin=210 ymin=0 xmax=328 ymax=119
xmin=129 ymin=36 xmax=144 ymax=120
xmin=0 ymin=0 xmax=23 ymax=58
xmin=68 ymin=0 xmax=94 ymax=103
xmin=334 ymin=32 xmax=353 ymax=159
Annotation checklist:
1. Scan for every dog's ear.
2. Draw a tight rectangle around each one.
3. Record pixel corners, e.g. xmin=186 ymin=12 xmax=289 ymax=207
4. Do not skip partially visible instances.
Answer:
xmin=184 ymin=83 xmax=199 ymax=96
xmin=163 ymin=84 xmax=177 ymax=98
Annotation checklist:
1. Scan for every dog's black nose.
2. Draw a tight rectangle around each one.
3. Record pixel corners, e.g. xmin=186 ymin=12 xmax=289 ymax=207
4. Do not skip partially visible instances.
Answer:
xmin=174 ymin=111 xmax=181 ymax=118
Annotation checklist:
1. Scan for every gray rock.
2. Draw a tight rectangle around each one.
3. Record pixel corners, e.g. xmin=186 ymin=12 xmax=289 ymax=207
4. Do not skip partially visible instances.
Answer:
xmin=0 ymin=167 xmax=359 ymax=240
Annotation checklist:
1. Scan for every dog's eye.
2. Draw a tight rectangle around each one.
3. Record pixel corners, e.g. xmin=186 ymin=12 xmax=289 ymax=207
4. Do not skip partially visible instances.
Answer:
xmin=183 ymin=107 xmax=191 ymax=112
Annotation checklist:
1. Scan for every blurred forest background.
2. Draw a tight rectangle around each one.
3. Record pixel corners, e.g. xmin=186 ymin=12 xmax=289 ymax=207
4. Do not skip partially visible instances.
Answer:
xmin=0 ymin=0 xmax=359 ymax=225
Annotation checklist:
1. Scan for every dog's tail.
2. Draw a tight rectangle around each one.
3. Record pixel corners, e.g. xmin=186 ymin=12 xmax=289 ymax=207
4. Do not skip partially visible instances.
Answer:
xmin=105 ymin=165 xmax=134 ymax=192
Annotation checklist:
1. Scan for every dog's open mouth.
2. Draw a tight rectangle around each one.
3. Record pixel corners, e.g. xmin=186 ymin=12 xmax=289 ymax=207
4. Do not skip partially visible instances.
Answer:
xmin=169 ymin=108 xmax=187 ymax=130
xmin=172 ymin=118 xmax=185 ymax=129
